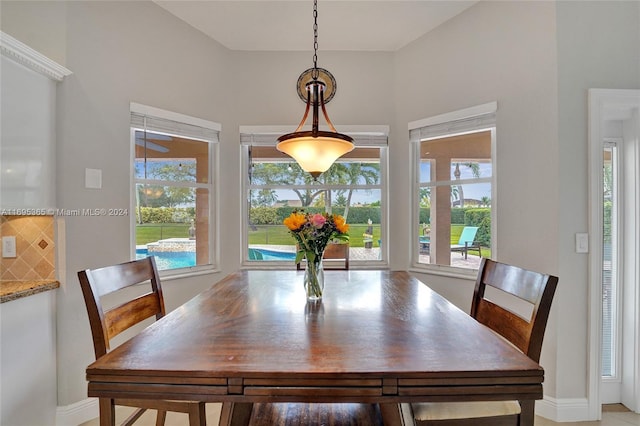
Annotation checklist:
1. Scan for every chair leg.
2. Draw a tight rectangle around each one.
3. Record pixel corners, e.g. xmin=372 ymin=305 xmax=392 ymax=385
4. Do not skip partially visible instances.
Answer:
xmin=99 ymin=398 xmax=116 ymax=426
xmin=518 ymin=400 xmax=535 ymax=426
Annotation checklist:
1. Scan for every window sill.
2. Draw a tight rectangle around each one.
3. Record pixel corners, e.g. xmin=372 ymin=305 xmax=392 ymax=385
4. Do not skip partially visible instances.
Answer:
xmin=409 ymin=264 xmax=478 ymax=280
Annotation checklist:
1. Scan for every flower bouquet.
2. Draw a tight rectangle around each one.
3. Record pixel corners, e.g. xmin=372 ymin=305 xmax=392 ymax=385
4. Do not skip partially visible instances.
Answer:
xmin=283 ymin=210 xmax=349 ymax=300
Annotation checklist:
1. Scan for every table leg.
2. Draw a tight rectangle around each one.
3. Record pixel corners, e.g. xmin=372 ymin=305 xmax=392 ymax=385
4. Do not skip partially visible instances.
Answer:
xmin=379 ymin=403 xmax=406 ymax=426
xmin=219 ymin=402 xmax=253 ymax=426
xmin=98 ymin=398 xmax=115 ymax=426
xmin=520 ymin=400 xmax=535 ymax=426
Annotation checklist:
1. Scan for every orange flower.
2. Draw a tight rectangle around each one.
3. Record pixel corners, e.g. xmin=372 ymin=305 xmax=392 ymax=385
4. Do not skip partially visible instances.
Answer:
xmin=333 ymin=214 xmax=349 ymax=234
xmin=283 ymin=212 xmax=307 ymax=231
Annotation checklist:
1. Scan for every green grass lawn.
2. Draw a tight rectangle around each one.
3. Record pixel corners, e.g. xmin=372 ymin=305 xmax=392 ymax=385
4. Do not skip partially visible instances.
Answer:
xmin=248 ymin=224 xmax=381 ymax=247
xmin=136 ymin=223 xmax=491 ymax=256
xmin=136 ymin=224 xmax=190 ymax=245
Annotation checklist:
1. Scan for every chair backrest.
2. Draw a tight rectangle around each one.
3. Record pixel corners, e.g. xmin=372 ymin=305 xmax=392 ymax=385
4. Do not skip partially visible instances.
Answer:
xmin=457 ymin=226 xmax=479 ymax=245
xmin=323 ymin=242 xmax=349 ymax=269
xmin=77 ymin=257 xmax=166 ymax=359
xmin=297 ymin=243 xmax=349 ymax=270
xmin=471 ymin=258 xmax=558 ymax=363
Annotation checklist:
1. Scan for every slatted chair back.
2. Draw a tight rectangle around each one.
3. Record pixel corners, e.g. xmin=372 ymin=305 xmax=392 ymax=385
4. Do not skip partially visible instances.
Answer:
xmin=471 ymin=258 xmax=558 ymax=363
xmin=78 ymin=256 xmax=165 ymax=359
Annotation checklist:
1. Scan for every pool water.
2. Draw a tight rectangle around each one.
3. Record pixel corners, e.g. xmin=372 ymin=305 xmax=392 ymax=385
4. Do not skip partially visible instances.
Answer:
xmin=137 ymin=247 xmax=295 ymax=270
xmin=251 ymin=248 xmax=296 ymax=260
xmin=136 ymin=248 xmax=195 ymax=270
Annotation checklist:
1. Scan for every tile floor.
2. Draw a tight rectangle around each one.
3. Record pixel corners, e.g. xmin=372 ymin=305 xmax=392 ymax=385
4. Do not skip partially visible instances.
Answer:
xmin=81 ymin=403 xmax=639 ymax=426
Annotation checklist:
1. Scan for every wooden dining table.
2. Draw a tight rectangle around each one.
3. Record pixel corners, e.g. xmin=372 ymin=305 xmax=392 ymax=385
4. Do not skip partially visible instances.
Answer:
xmin=86 ymin=270 xmax=545 ymax=426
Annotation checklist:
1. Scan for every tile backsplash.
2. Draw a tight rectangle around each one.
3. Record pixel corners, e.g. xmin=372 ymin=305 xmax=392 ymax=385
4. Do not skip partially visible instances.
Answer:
xmin=1 ymin=216 xmax=56 ymax=281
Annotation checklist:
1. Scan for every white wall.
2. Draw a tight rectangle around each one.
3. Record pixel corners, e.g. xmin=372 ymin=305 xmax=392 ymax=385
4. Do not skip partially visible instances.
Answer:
xmin=555 ymin=1 xmax=640 ymax=418
xmin=0 ymin=0 xmax=638 ymax=423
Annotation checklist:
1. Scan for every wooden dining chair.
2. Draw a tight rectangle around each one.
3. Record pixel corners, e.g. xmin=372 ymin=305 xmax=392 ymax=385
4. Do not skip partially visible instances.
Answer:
xmin=77 ymin=257 xmax=206 ymax=426
xmin=401 ymin=258 xmax=558 ymax=426
xmin=296 ymin=242 xmax=349 ymax=270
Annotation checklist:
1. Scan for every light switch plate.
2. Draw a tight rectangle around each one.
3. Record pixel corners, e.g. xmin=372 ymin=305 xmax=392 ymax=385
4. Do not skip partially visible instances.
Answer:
xmin=575 ymin=233 xmax=589 ymax=253
xmin=2 ymin=236 xmax=17 ymax=258
xmin=85 ymin=168 xmax=102 ymax=189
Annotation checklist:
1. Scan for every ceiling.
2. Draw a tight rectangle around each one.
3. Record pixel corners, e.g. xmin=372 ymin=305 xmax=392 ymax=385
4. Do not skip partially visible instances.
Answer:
xmin=153 ymin=1 xmax=477 ymax=52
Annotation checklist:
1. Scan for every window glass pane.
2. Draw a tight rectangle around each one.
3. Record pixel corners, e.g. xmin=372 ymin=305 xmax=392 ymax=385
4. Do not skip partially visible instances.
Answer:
xmin=135 ymin=130 xmax=209 ymax=184
xmin=602 ymin=145 xmax=616 ymax=377
xmin=134 ymin=184 xmax=210 ymax=270
xmin=419 ymin=160 xmax=433 ymax=183
xmin=416 ymin=130 xmax=492 ymax=270
xmin=133 ymin=125 xmax=213 ymax=272
xmin=246 ymin=145 xmax=384 ymax=264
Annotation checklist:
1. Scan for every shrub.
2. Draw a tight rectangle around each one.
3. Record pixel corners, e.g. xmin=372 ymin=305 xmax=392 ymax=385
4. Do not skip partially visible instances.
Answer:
xmin=136 ymin=207 xmax=195 ymax=224
xmin=250 ymin=206 xmax=280 ymax=225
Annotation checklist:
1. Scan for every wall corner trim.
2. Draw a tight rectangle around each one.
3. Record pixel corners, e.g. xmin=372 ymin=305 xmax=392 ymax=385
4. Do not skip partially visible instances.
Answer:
xmin=0 ymin=32 xmax=72 ymax=82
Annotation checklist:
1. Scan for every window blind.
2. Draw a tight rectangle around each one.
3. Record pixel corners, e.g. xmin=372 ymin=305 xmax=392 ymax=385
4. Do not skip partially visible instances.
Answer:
xmin=409 ymin=102 xmax=497 ymax=142
xmin=130 ymin=103 xmax=220 ymax=143
xmin=240 ymin=126 xmax=388 ymax=147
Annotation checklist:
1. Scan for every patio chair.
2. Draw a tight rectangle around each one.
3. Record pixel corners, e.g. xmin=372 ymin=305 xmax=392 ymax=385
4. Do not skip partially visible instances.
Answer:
xmin=450 ymin=226 xmax=481 ymax=259
xmin=400 ymin=258 xmax=558 ymax=426
xmin=77 ymin=257 xmax=206 ymax=426
xmin=248 ymin=248 xmax=264 ymax=260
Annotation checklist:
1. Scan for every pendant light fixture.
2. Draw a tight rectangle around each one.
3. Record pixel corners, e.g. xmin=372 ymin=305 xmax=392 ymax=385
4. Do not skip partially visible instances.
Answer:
xmin=277 ymin=0 xmax=354 ymax=179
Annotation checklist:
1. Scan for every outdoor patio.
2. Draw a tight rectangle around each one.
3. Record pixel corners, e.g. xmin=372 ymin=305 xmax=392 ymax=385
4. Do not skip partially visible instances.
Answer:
xmin=250 ymin=245 xmax=482 ymax=269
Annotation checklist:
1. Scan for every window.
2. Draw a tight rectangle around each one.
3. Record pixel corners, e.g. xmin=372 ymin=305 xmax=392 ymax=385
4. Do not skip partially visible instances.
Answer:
xmin=410 ymin=103 xmax=495 ymax=274
xmin=241 ymin=127 xmax=388 ymax=267
xmin=601 ymin=140 xmax=619 ymax=380
xmin=131 ymin=103 xmax=219 ymax=274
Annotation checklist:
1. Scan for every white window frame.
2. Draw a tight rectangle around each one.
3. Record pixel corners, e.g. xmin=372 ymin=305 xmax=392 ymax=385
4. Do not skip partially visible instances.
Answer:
xmin=409 ymin=102 xmax=497 ymax=278
xmin=239 ymin=125 xmax=389 ymax=269
xmin=130 ymin=102 xmax=220 ymax=278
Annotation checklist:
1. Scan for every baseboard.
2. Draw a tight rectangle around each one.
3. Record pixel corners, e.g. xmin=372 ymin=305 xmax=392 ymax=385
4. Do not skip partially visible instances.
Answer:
xmin=56 ymin=398 xmax=98 ymax=426
xmin=536 ymin=396 xmax=592 ymax=422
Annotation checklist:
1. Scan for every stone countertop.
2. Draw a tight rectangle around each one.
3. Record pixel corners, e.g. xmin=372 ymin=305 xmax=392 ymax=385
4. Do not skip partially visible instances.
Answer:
xmin=0 ymin=280 xmax=60 ymax=303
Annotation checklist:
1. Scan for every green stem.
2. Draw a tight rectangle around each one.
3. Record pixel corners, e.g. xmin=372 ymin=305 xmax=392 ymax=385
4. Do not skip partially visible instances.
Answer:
xmin=305 ymin=258 xmax=323 ymax=299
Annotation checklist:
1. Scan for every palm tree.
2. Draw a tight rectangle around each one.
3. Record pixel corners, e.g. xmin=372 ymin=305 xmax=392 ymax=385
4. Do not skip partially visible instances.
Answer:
xmin=453 ymin=162 xmax=480 ymax=208
xmin=339 ymin=163 xmax=380 ymax=221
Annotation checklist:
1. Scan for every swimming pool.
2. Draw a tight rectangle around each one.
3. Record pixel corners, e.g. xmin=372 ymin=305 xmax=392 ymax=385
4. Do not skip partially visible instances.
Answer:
xmin=136 ymin=248 xmax=195 ymax=270
xmin=248 ymin=247 xmax=296 ymax=261
xmin=137 ymin=247 xmax=295 ymax=270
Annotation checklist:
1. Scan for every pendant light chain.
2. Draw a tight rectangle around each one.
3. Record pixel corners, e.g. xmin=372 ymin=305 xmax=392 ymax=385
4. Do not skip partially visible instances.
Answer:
xmin=312 ymin=0 xmax=319 ymax=80
xmin=276 ymin=0 xmax=354 ymax=179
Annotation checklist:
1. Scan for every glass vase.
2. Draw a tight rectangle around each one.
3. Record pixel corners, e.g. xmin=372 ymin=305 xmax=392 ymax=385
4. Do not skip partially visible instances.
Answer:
xmin=304 ymin=257 xmax=324 ymax=301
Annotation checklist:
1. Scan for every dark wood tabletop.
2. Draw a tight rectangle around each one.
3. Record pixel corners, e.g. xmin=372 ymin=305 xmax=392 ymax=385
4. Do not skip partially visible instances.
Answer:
xmin=86 ymin=270 xmax=544 ymax=425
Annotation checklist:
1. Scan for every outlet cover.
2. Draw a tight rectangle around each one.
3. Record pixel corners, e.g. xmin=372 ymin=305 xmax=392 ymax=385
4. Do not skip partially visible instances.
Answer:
xmin=2 ymin=236 xmax=17 ymax=258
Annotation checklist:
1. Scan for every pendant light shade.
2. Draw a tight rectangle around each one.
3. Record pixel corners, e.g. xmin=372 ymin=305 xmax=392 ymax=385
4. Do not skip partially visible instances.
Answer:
xmin=277 ymin=131 xmax=354 ymax=179
xmin=277 ymin=0 xmax=354 ymax=179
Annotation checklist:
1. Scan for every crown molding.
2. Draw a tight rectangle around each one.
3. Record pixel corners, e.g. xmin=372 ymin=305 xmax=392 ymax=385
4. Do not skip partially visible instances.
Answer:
xmin=0 ymin=32 xmax=72 ymax=82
